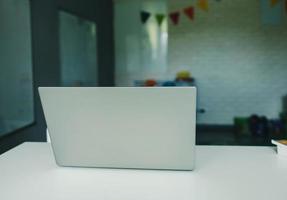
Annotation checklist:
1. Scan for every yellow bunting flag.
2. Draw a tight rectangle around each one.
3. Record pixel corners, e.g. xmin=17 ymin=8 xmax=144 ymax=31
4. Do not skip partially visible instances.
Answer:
xmin=197 ymin=0 xmax=209 ymax=12
xmin=270 ymin=0 xmax=279 ymax=7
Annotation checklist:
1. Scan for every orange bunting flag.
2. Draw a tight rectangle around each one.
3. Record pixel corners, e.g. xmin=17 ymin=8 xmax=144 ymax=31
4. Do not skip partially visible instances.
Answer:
xmin=270 ymin=0 xmax=279 ymax=7
xmin=184 ymin=7 xmax=195 ymax=20
xmin=197 ymin=0 xmax=209 ymax=12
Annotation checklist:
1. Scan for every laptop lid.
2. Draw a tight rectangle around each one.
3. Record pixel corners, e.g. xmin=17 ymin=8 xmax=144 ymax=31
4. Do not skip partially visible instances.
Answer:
xmin=39 ymin=87 xmax=196 ymax=170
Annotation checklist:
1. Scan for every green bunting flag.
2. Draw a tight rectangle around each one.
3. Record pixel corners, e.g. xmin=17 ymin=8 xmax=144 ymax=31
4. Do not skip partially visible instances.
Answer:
xmin=156 ymin=14 xmax=165 ymax=26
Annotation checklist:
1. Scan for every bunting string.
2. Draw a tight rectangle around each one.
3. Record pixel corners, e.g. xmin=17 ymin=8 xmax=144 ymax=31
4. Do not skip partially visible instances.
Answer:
xmin=140 ymin=0 xmax=286 ymax=27
xmin=140 ymin=5 xmax=197 ymax=26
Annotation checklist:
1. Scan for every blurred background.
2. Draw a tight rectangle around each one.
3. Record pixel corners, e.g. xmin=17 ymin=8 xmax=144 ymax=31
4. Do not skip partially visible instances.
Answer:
xmin=1 ymin=0 xmax=287 ymax=153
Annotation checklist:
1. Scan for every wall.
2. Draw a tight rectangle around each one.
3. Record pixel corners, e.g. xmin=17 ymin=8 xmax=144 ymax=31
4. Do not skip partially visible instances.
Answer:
xmin=115 ymin=0 xmax=287 ymax=125
xmin=115 ymin=0 xmax=168 ymax=86
xmin=168 ymin=0 xmax=287 ymax=124
xmin=0 ymin=0 xmax=115 ymax=154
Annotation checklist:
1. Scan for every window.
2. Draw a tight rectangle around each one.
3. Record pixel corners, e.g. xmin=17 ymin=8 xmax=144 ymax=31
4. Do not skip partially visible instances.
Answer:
xmin=59 ymin=11 xmax=98 ymax=87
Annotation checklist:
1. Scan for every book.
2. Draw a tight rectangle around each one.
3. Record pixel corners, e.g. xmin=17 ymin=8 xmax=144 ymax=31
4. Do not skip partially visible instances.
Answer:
xmin=272 ymin=140 xmax=287 ymax=157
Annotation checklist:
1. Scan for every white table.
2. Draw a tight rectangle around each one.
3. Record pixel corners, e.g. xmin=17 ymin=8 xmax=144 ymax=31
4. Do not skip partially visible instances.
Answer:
xmin=0 ymin=143 xmax=286 ymax=200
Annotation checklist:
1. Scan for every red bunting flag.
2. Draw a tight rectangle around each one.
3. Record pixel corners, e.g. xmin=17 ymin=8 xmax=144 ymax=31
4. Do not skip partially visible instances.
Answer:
xmin=169 ymin=12 xmax=180 ymax=25
xmin=184 ymin=6 xmax=195 ymax=20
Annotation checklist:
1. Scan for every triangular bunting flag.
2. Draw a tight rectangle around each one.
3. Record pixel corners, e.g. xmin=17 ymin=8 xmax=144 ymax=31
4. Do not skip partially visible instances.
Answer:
xmin=156 ymin=14 xmax=165 ymax=26
xmin=140 ymin=11 xmax=151 ymax=24
xmin=184 ymin=6 xmax=195 ymax=20
xmin=197 ymin=0 xmax=209 ymax=11
xmin=270 ymin=0 xmax=279 ymax=7
xmin=169 ymin=12 xmax=180 ymax=25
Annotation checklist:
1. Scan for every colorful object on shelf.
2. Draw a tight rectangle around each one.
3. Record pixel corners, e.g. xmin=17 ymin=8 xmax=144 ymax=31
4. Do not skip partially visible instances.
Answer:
xmin=176 ymin=70 xmax=191 ymax=79
xmin=184 ymin=6 xmax=195 ymax=20
xmin=248 ymin=115 xmax=260 ymax=136
xmin=169 ymin=12 xmax=180 ymax=25
xmin=144 ymin=79 xmax=157 ymax=87
xmin=140 ymin=11 xmax=151 ymax=24
xmin=134 ymin=71 xmax=195 ymax=87
xmin=175 ymin=71 xmax=195 ymax=86
xmin=175 ymin=70 xmax=195 ymax=84
xmin=248 ymin=115 xmax=269 ymax=137
xmin=270 ymin=120 xmax=285 ymax=139
xmin=234 ymin=115 xmax=286 ymax=142
xmin=234 ymin=94 xmax=287 ymax=142
xmin=162 ymin=81 xmax=176 ymax=87
xmin=234 ymin=117 xmax=250 ymax=136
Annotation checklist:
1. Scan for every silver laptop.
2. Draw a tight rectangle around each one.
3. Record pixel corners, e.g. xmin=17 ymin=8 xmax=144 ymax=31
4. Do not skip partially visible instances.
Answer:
xmin=39 ymin=87 xmax=197 ymax=170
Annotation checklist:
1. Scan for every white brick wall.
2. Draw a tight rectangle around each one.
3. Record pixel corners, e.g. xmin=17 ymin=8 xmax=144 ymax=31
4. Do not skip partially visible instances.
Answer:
xmin=115 ymin=0 xmax=287 ymax=125
xmin=168 ymin=0 xmax=287 ymax=124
